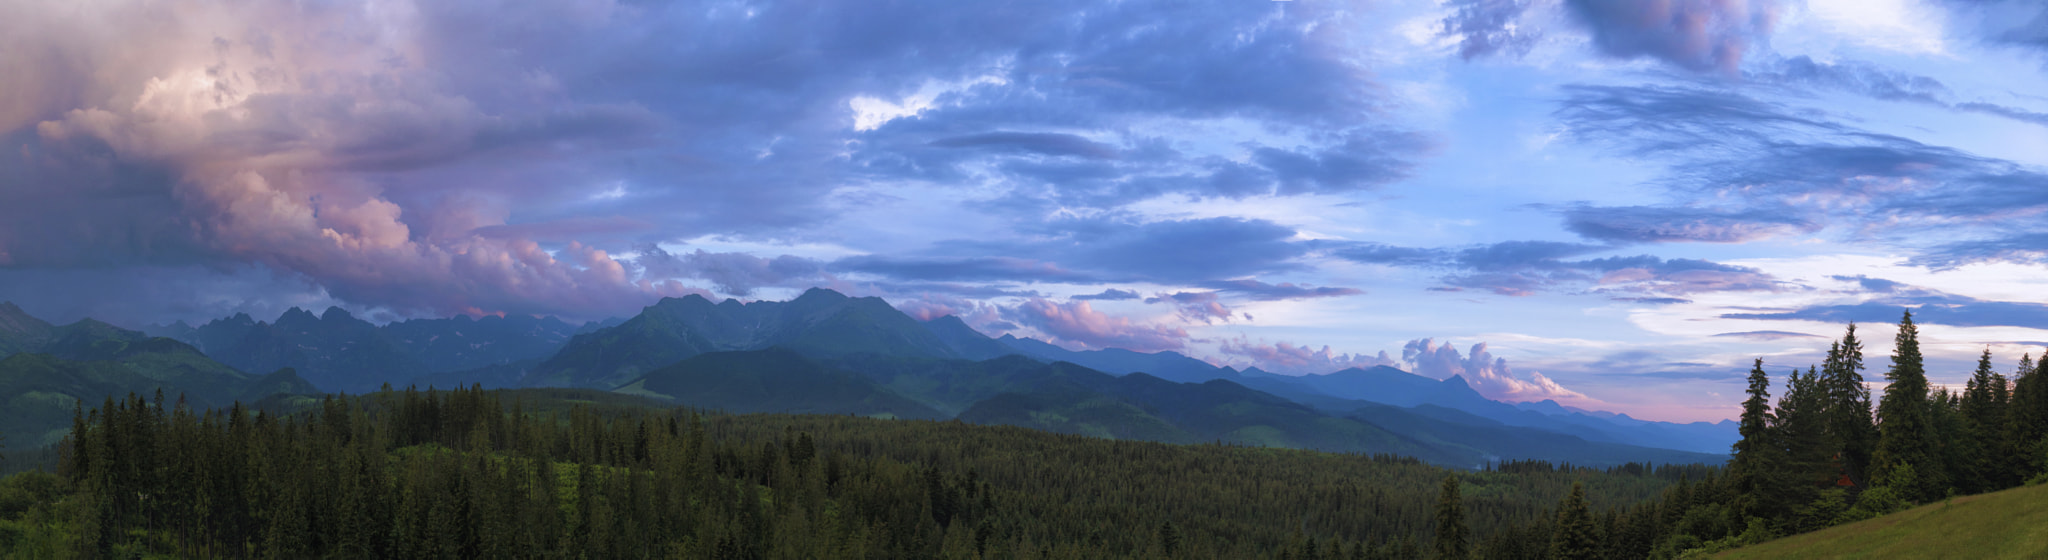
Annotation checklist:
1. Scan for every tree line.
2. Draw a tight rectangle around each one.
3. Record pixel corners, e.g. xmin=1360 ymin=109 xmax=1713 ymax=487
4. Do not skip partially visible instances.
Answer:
xmin=0 ymin=384 xmax=1711 ymax=559
xmin=1443 ymin=311 xmax=2048 ymax=558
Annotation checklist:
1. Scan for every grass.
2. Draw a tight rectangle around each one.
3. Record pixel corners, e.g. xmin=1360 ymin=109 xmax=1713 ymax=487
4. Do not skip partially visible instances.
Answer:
xmin=1714 ymin=483 xmax=2048 ymax=559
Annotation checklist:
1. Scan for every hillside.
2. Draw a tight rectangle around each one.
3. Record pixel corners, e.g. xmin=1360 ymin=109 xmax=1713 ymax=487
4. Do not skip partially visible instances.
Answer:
xmin=1713 ymin=483 xmax=2048 ymax=560
xmin=527 ymin=288 xmax=961 ymax=388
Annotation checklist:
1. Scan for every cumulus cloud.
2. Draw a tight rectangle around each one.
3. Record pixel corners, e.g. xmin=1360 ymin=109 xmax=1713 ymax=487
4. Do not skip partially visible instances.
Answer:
xmin=1002 ymin=298 xmax=1188 ymax=352
xmin=1216 ymin=336 xmax=1398 ymax=375
xmin=1564 ymin=0 xmax=1780 ymax=73
xmin=1402 ymin=338 xmax=1590 ymax=402
xmin=0 ymin=0 xmax=1423 ymax=324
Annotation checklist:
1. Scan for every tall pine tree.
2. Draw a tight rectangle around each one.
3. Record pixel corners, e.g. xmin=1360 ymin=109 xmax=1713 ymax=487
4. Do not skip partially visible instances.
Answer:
xmin=1730 ymin=358 xmax=1787 ymax=520
xmin=1820 ymin=326 xmax=1876 ymax=487
xmin=1873 ymin=310 xmax=1946 ymax=502
xmin=1774 ymin=366 xmax=1831 ymax=500
xmin=1432 ymin=475 xmax=1469 ymax=560
xmin=1548 ymin=482 xmax=1598 ymax=560
xmin=2010 ymin=352 xmax=2048 ymax=482
xmin=1959 ymin=348 xmax=2009 ymax=491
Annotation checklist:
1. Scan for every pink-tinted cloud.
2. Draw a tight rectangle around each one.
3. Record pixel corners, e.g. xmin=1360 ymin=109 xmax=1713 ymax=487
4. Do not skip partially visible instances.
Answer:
xmin=1566 ymin=0 xmax=1780 ymax=73
xmin=1004 ymin=298 xmax=1189 ymax=353
xmin=7 ymin=0 xmax=674 ymax=320
xmin=1215 ymin=336 xmax=1398 ymax=374
xmin=1402 ymin=338 xmax=1591 ymax=403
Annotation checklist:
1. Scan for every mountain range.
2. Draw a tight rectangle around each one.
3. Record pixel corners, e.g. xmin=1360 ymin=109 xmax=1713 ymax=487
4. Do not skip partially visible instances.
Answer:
xmin=144 ymin=307 xmax=616 ymax=393
xmin=5 ymin=289 xmax=1737 ymax=467
xmin=0 ymin=303 xmax=317 ymax=447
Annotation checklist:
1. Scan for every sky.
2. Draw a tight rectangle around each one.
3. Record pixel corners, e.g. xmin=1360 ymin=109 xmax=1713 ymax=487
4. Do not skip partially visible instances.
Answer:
xmin=6 ymin=0 xmax=2048 ymax=422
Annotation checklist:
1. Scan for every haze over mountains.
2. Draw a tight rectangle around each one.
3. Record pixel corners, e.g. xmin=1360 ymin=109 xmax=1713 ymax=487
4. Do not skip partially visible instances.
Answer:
xmin=2 ymin=289 xmax=1736 ymax=467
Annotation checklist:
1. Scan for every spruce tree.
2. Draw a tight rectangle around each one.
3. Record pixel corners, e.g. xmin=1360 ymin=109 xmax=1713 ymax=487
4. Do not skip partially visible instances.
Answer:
xmin=2011 ymin=352 xmax=2048 ymax=482
xmin=1774 ymin=366 xmax=1830 ymax=499
xmin=1959 ymin=348 xmax=2008 ymax=491
xmin=1432 ymin=475 xmax=1469 ymax=560
xmin=1548 ymin=482 xmax=1598 ymax=560
xmin=1820 ymin=327 xmax=1877 ymax=487
xmin=1730 ymin=358 xmax=1787 ymax=520
xmin=1873 ymin=310 xmax=1945 ymax=502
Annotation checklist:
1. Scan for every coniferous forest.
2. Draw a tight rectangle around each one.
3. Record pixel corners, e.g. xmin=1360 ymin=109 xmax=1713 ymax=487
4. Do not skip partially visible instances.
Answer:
xmin=0 ymin=312 xmax=2044 ymax=558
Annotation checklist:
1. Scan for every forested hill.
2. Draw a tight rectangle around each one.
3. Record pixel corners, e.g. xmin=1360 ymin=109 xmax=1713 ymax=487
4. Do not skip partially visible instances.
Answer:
xmin=0 ymin=386 xmax=1711 ymax=558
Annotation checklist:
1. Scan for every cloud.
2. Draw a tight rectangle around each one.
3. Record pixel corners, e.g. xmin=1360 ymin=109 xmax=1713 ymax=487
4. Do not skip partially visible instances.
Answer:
xmin=1202 ymin=279 xmax=1363 ymax=301
xmin=1563 ymin=205 xmax=1816 ymax=243
xmin=0 ymin=0 xmax=1426 ymax=323
xmin=1072 ymin=288 xmax=1141 ymax=301
xmin=1327 ymin=238 xmax=1781 ymax=298
xmin=634 ymin=245 xmax=826 ymax=298
xmin=1216 ymin=336 xmax=1398 ymax=375
xmin=1441 ymin=0 xmax=1542 ymax=60
xmin=1329 ymin=243 xmax=1451 ymax=266
xmin=1002 ymin=298 xmax=1188 ymax=352
xmin=929 ymin=132 xmax=1121 ymax=159
xmin=1712 ymin=330 xmax=1823 ymax=340
xmin=837 ymin=216 xmax=1310 ymax=286
xmin=1402 ymin=338 xmax=1590 ymax=402
xmin=1721 ymin=276 xmax=2048 ymax=329
xmin=1144 ymin=291 xmax=1234 ymax=324
xmin=1564 ymin=0 xmax=1780 ymax=73
xmin=1553 ymin=83 xmax=2048 ymax=270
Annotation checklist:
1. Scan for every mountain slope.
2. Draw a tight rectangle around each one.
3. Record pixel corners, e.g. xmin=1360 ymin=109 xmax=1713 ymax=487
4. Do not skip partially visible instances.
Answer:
xmin=0 ymin=303 xmax=55 ymax=357
xmin=530 ymin=289 xmax=962 ymax=389
xmin=0 ymin=307 xmax=320 ymax=448
xmin=614 ymin=348 xmax=945 ymax=419
xmin=1715 ymin=482 xmax=2048 ymax=559
xmin=158 ymin=307 xmax=599 ymax=393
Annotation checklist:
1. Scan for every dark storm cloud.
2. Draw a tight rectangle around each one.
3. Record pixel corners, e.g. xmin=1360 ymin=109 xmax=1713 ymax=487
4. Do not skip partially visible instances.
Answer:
xmin=1440 ymin=0 xmax=1541 ymax=60
xmin=0 ymin=0 xmax=1416 ymax=324
xmin=1563 ymin=0 xmax=1779 ymax=73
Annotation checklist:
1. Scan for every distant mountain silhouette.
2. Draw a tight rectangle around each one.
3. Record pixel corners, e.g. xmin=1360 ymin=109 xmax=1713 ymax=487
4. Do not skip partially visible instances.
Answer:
xmin=0 ymin=303 xmax=316 ymax=447
xmin=525 ymin=288 xmax=962 ymax=389
xmin=147 ymin=307 xmax=605 ymax=393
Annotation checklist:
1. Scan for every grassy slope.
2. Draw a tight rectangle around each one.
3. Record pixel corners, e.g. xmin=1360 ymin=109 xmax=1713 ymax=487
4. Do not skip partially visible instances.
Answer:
xmin=1715 ymin=483 xmax=2048 ymax=560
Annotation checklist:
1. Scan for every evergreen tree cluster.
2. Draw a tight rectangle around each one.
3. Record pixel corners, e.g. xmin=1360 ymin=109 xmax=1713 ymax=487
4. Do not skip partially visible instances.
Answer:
xmin=0 ymin=386 xmax=1702 ymax=559
xmin=1480 ymin=311 xmax=2048 ymax=558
